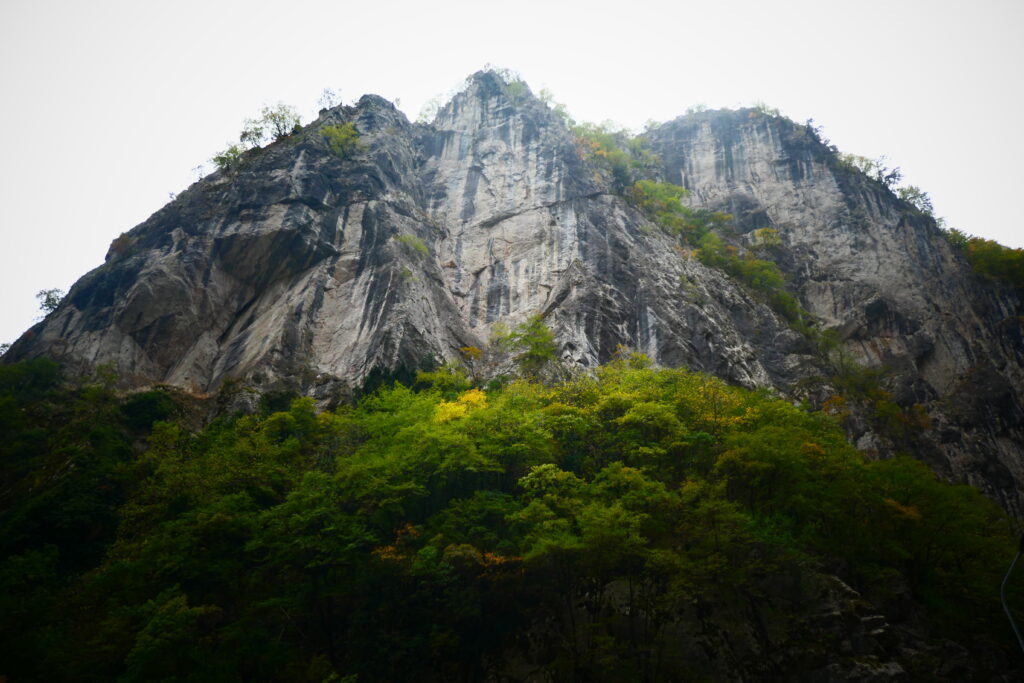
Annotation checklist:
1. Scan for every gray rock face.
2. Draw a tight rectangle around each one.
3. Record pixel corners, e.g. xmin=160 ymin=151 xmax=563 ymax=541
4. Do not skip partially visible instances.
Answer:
xmin=647 ymin=110 xmax=1024 ymax=513
xmin=7 ymin=71 xmax=1023 ymax=512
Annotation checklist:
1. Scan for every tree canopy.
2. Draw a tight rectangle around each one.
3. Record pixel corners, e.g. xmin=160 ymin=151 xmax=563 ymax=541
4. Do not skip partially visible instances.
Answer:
xmin=0 ymin=355 xmax=1018 ymax=680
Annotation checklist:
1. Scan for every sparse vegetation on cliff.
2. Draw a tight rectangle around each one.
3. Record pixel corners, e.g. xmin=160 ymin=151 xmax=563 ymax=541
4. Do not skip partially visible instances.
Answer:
xmin=696 ymin=232 xmax=814 ymax=333
xmin=394 ymin=233 xmax=429 ymax=257
xmin=945 ymin=229 xmax=1024 ymax=288
xmin=620 ymin=177 xmax=813 ymax=337
xmin=834 ymin=152 xmax=903 ymax=188
xmin=241 ymin=102 xmax=302 ymax=146
xmin=897 ymin=184 xmax=934 ymax=216
xmin=627 ymin=179 xmax=732 ymax=245
xmin=571 ymin=122 xmax=661 ymax=190
xmin=212 ymin=103 xmax=303 ymax=172
xmin=322 ymin=122 xmax=362 ymax=159
xmin=211 ymin=143 xmax=245 ymax=172
xmin=35 ymin=288 xmax=64 ymax=314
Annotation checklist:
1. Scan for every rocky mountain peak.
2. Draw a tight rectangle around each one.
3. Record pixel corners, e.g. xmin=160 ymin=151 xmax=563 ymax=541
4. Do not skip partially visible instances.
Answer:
xmin=6 ymin=73 xmax=1023 ymax=514
xmin=435 ymin=70 xmax=531 ymax=123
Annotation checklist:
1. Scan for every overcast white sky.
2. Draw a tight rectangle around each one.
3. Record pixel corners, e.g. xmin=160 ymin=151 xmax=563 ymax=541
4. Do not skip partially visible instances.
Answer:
xmin=1 ymin=0 xmax=1021 ymax=345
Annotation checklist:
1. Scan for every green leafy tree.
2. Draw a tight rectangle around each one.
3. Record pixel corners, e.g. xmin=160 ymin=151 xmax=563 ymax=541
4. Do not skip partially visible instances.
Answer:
xmin=1 ymin=355 xmax=1020 ymax=680
xmin=836 ymin=152 xmax=902 ymax=187
xmin=944 ymin=227 xmax=970 ymax=249
xmin=414 ymin=363 xmax=472 ymax=398
xmin=239 ymin=120 xmax=264 ymax=149
xmin=942 ymin=230 xmax=1024 ymax=288
xmin=962 ymin=236 xmax=1024 ymax=288
xmin=417 ymin=94 xmax=444 ymax=123
xmin=750 ymin=101 xmax=781 ymax=117
xmin=253 ymin=102 xmax=301 ymax=142
xmin=836 ymin=152 xmax=876 ymax=176
xmin=897 ymin=185 xmax=934 ymax=216
xmin=628 ymin=180 xmax=688 ymax=228
xmin=322 ymin=122 xmax=363 ymax=158
xmin=572 ymin=123 xmax=661 ymax=191
xmin=508 ymin=314 xmax=557 ymax=377
xmin=35 ymin=288 xmax=64 ymax=314
xmin=751 ymin=227 xmax=782 ymax=249
xmin=214 ymin=102 xmax=304 ymax=171
xmin=626 ymin=179 xmax=732 ymax=245
xmin=696 ymin=233 xmax=812 ymax=332
xmin=211 ymin=143 xmax=245 ymax=172
xmin=504 ymin=80 xmax=529 ymax=104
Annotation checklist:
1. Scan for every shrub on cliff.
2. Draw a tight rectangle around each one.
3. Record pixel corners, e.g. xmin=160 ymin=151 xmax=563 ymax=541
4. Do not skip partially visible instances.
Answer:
xmin=627 ymin=180 xmax=732 ymax=245
xmin=322 ymin=122 xmax=362 ymax=159
xmin=697 ymin=233 xmax=813 ymax=332
xmin=210 ymin=103 xmax=303 ymax=172
xmin=35 ymin=288 xmax=64 ymax=314
xmin=572 ymin=123 xmax=660 ymax=191
xmin=897 ymin=185 xmax=934 ymax=216
xmin=944 ymin=229 xmax=1024 ymax=288
xmin=394 ymin=233 xmax=429 ymax=257
xmin=240 ymin=102 xmax=302 ymax=146
xmin=211 ymin=143 xmax=244 ymax=172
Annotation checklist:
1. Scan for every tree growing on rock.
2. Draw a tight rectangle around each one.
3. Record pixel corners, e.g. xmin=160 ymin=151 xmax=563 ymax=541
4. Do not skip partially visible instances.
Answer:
xmin=897 ymin=185 xmax=934 ymax=216
xmin=508 ymin=314 xmax=557 ymax=378
xmin=321 ymin=123 xmax=362 ymax=159
xmin=35 ymin=288 xmax=64 ymax=314
xmin=211 ymin=144 xmax=245 ymax=172
xmin=240 ymin=103 xmax=302 ymax=147
xmin=211 ymin=103 xmax=303 ymax=172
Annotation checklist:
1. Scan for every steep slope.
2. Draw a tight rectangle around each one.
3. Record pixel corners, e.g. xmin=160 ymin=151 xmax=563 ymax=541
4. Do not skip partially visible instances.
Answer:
xmin=11 ymin=93 xmax=474 ymax=400
xmin=420 ymin=76 xmax=814 ymax=388
xmin=8 ymin=73 xmax=815 ymax=393
xmin=6 ymin=71 xmax=1023 ymax=511
xmin=647 ymin=110 xmax=1024 ymax=513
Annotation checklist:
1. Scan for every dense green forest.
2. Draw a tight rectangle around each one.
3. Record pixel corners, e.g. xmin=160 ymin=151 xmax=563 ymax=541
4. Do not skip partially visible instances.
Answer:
xmin=0 ymin=354 xmax=1020 ymax=681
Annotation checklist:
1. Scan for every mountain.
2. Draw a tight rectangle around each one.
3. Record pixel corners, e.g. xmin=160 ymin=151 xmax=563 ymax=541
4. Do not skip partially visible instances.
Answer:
xmin=3 ymin=70 xmax=1024 ymax=680
xmin=8 ymin=71 xmax=1023 ymax=515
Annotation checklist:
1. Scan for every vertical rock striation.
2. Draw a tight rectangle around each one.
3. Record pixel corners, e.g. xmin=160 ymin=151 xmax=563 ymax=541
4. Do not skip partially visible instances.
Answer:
xmin=7 ymin=71 xmax=1023 ymax=511
xmin=648 ymin=110 xmax=1024 ymax=513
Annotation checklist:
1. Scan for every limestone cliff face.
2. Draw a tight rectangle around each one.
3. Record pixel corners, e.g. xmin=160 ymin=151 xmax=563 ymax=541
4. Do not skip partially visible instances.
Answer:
xmin=7 ymin=71 xmax=1023 ymax=511
xmin=648 ymin=111 xmax=1024 ymax=513
xmin=11 ymin=73 xmax=812 ymax=393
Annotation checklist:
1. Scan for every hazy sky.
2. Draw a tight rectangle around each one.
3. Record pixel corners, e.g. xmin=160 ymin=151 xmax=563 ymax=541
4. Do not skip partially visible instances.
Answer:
xmin=1 ymin=0 xmax=1021 ymax=344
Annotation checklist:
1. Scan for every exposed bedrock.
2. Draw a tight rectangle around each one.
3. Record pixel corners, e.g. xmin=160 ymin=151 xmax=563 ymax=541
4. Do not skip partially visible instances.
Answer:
xmin=9 ymin=71 xmax=1023 ymax=513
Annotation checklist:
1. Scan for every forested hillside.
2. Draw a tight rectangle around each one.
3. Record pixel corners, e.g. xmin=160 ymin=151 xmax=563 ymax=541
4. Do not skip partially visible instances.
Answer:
xmin=3 ymin=69 xmax=1024 ymax=681
xmin=2 ymin=354 xmax=1020 ymax=681
xmin=9 ymin=71 xmax=1024 ymax=520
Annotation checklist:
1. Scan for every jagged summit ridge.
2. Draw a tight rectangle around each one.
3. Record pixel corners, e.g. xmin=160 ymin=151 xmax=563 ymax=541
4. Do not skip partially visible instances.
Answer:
xmin=6 ymin=71 xmax=1023 ymax=512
